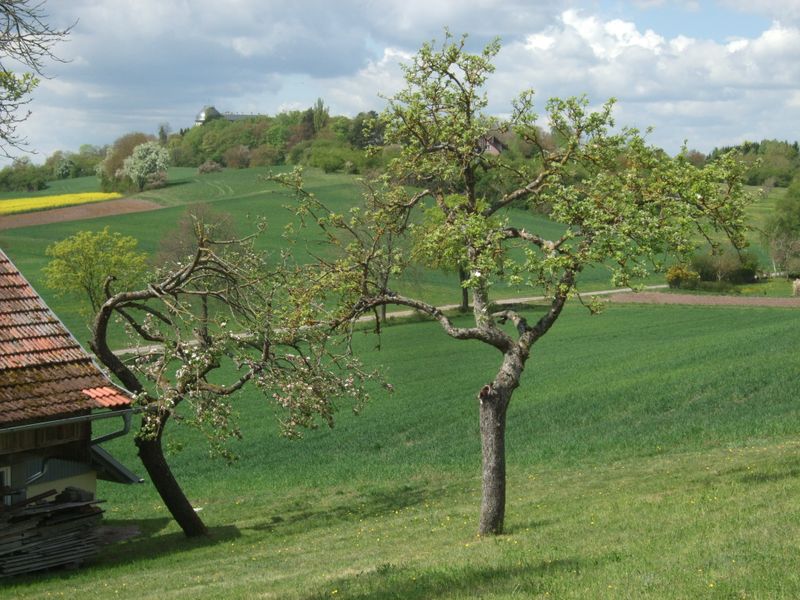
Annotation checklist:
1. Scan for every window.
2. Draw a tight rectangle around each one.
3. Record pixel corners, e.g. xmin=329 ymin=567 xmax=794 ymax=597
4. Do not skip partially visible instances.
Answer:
xmin=0 ymin=466 xmax=10 ymax=505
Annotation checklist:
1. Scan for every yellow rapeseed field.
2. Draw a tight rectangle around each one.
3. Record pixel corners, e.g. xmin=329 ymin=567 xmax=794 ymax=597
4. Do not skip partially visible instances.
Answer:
xmin=0 ymin=192 xmax=123 ymax=216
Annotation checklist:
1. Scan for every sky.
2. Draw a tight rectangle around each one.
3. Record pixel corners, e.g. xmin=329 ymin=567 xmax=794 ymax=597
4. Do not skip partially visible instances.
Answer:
xmin=9 ymin=0 xmax=800 ymax=163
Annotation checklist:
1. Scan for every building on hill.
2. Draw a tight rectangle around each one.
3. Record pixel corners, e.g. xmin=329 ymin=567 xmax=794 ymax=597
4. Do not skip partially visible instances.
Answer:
xmin=194 ymin=105 xmax=262 ymax=126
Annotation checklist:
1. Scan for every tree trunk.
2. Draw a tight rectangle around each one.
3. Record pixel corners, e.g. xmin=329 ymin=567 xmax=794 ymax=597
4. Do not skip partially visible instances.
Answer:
xmin=478 ymin=391 xmax=508 ymax=535
xmin=136 ymin=421 xmax=208 ymax=537
xmin=458 ymin=267 xmax=469 ymax=311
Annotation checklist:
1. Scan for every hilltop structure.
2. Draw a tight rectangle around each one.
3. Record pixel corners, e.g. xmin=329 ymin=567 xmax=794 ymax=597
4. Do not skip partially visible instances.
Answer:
xmin=194 ymin=105 xmax=261 ymax=126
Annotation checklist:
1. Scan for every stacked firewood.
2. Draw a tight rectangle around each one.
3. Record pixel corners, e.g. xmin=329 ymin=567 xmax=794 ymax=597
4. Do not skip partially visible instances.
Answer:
xmin=0 ymin=487 xmax=103 ymax=577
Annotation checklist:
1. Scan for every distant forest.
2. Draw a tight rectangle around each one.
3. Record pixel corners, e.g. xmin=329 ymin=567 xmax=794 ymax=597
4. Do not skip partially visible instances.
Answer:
xmin=2 ymin=99 xmax=799 ymax=193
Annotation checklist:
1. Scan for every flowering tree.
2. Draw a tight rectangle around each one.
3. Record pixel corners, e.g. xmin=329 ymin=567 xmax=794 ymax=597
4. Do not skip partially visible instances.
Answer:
xmin=275 ymin=33 xmax=752 ymax=535
xmin=122 ymin=141 xmax=170 ymax=191
xmin=90 ymin=218 xmax=374 ymax=537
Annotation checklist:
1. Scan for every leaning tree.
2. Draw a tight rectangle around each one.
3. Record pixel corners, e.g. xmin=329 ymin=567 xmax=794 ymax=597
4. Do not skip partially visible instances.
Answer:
xmin=90 ymin=218 xmax=374 ymax=536
xmin=274 ymin=33 xmax=752 ymax=535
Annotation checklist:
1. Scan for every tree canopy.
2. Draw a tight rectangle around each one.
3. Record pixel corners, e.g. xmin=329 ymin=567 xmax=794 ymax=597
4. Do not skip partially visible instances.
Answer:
xmin=763 ymin=177 xmax=800 ymax=274
xmin=43 ymin=227 xmax=148 ymax=319
xmin=275 ymin=32 xmax=752 ymax=535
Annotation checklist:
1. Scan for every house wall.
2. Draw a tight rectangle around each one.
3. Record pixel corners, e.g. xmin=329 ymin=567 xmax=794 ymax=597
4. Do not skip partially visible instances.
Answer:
xmin=27 ymin=471 xmax=96 ymax=499
xmin=23 ymin=456 xmax=97 ymax=499
xmin=0 ymin=465 xmax=10 ymax=504
xmin=0 ymin=446 xmax=97 ymax=502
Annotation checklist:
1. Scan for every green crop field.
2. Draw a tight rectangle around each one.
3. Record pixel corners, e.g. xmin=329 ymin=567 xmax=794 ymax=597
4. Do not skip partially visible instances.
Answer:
xmin=3 ymin=169 xmax=798 ymax=598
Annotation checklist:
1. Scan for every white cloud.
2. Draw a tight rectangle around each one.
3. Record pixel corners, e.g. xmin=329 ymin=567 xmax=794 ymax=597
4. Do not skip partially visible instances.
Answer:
xmin=721 ymin=0 xmax=800 ymax=23
xmin=489 ymin=11 xmax=800 ymax=152
xmin=560 ymin=10 xmax=665 ymax=59
xmin=321 ymin=48 xmax=410 ymax=115
xmin=3 ymin=1 xmax=800 ymax=163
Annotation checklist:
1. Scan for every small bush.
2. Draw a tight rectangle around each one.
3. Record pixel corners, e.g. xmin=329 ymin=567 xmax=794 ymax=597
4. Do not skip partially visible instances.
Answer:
xmin=666 ymin=265 xmax=699 ymax=289
xmin=197 ymin=160 xmax=222 ymax=175
xmin=143 ymin=170 xmax=168 ymax=190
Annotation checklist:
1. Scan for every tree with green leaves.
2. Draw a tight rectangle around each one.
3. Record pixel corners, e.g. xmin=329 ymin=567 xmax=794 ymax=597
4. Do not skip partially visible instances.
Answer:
xmin=312 ymin=97 xmax=329 ymax=134
xmin=0 ymin=1 xmax=71 ymax=155
xmin=43 ymin=227 xmax=148 ymax=320
xmin=763 ymin=178 xmax=800 ymax=275
xmin=276 ymin=33 xmax=751 ymax=535
xmin=96 ymin=132 xmax=153 ymax=190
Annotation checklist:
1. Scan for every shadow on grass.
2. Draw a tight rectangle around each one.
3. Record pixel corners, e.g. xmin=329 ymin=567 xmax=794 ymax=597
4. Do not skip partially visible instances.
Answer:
xmin=91 ymin=520 xmax=241 ymax=567
xmin=247 ymin=483 xmax=436 ymax=536
xmin=739 ymin=466 xmax=800 ymax=484
xmin=161 ymin=179 xmax=192 ymax=189
xmin=505 ymin=518 xmax=555 ymax=534
xmin=719 ymin=455 xmax=800 ymax=485
xmin=299 ymin=557 xmax=590 ymax=600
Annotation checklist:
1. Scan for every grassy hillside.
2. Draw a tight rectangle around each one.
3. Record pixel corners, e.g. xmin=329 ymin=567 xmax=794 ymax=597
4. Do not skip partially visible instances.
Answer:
xmin=2 ymin=169 xmax=795 ymax=598
xmin=0 ymin=167 xmax=659 ymax=343
xmin=5 ymin=302 xmax=800 ymax=598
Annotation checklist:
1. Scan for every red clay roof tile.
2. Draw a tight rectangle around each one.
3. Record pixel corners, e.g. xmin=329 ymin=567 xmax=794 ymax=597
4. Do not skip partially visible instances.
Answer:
xmin=0 ymin=249 xmax=133 ymax=427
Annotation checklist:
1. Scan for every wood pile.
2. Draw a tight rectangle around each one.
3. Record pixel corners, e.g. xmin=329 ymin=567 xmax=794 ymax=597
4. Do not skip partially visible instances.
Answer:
xmin=0 ymin=487 xmax=104 ymax=577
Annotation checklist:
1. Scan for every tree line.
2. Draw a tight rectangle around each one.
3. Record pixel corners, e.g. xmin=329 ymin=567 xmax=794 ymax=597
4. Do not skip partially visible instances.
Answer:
xmin=6 ymin=104 xmax=800 ymax=197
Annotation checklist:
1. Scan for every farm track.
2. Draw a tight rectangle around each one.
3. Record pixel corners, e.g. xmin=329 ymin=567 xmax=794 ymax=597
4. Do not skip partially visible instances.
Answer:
xmin=0 ymin=198 xmax=163 ymax=230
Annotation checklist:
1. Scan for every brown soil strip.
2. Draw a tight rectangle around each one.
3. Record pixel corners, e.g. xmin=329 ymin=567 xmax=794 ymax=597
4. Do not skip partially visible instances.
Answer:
xmin=608 ymin=291 xmax=800 ymax=308
xmin=0 ymin=198 xmax=163 ymax=230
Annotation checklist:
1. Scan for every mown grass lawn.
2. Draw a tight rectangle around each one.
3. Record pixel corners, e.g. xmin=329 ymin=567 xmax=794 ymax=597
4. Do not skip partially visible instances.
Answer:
xmin=5 ymin=302 xmax=800 ymax=598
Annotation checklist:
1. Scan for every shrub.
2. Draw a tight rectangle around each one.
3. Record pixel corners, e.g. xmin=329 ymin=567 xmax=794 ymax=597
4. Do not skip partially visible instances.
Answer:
xmin=223 ymin=145 xmax=251 ymax=169
xmin=122 ymin=141 xmax=170 ymax=191
xmin=143 ymin=170 xmax=168 ymax=190
xmin=666 ymin=265 xmax=699 ymax=289
xmin=690 ymin=249 xmax=760 ymax=284
xmin=696 ymin=280 xmax=738 ymax=294
xmin=197 ymin=160 xmax=222 ymax=174
xmin=0 ymin=158 xmax=48 ymax=191
xmin=96 ymin=132 xmax=153 ymax=188
xmin=249 ymin=144 xmax=283 ymax=167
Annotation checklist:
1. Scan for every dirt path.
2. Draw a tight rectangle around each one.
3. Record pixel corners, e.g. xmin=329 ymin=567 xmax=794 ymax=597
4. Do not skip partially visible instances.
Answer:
xmin=0 ymin=198 xmax=163 ymax=230
xmin=607 ymin=291 xmax=800 ymax=308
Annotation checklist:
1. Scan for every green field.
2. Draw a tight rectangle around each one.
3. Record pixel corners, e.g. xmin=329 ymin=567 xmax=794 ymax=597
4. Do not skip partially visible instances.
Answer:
xmin=0 ymin=167 xmax=660 ymax=343
xmin=4 ymin=303 xmax=800 ymax=598
xmin=3 ymin=170 xmax=799 ymax=598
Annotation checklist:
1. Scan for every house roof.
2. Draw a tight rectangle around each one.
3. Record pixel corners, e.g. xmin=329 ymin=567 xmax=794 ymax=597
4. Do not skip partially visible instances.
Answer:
xmin=0 ymin=249 xmax=132 ymax=427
